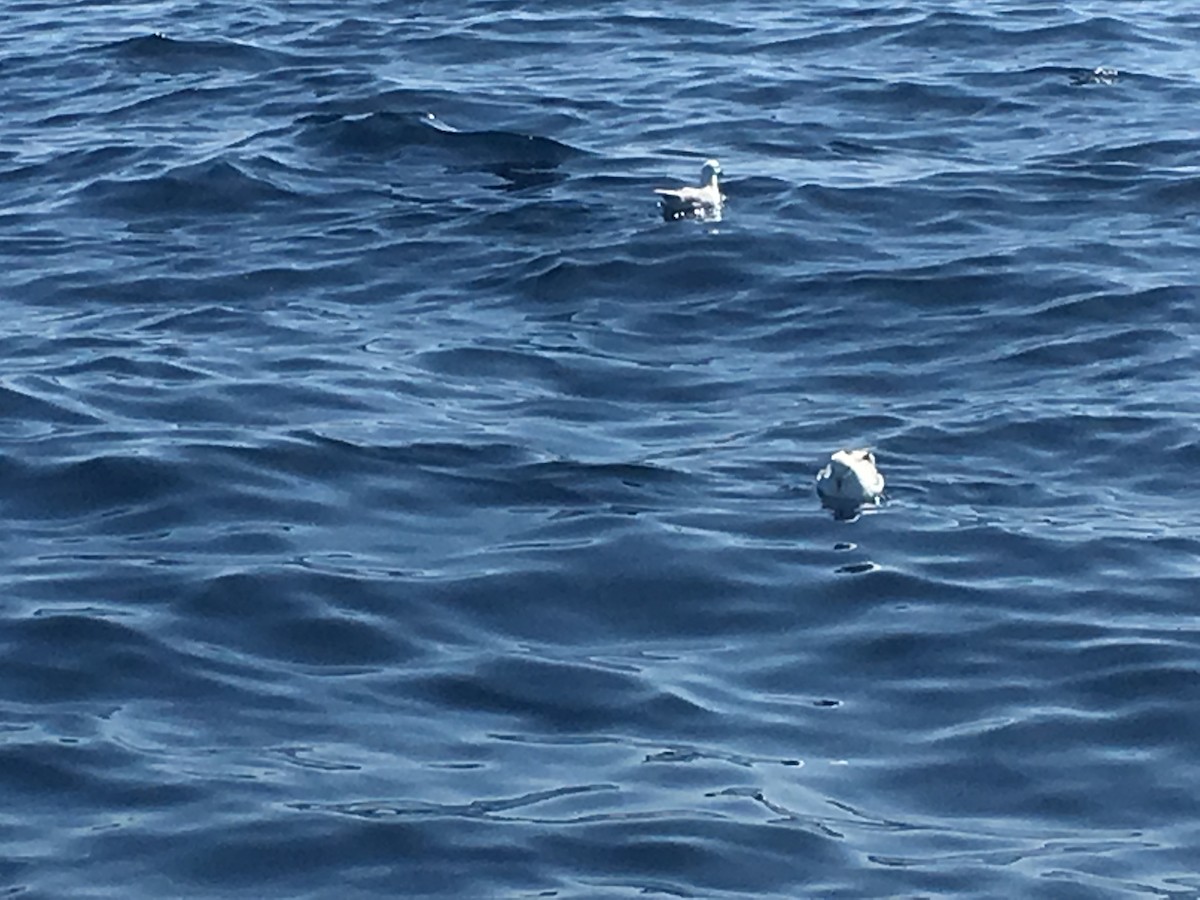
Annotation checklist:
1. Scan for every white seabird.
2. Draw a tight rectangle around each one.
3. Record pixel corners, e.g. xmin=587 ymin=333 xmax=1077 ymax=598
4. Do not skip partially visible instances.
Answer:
xmin=1072 ymin=66 xmax=1118 ymax=85
xmin=655 ymin=159 xmax=723 ymax=220
xmin=816 ymin=449 xmax=885 ymax=507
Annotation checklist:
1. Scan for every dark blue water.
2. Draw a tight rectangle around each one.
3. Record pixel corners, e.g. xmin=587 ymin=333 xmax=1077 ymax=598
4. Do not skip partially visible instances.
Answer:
xmin=4 ymin=2 xmax=1200 ymax=897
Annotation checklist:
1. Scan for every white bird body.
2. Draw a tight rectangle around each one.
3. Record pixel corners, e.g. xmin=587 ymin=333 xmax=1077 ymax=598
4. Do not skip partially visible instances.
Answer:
xmin=815 ymin=449 xmax=885 ymax=505
xmin=655 ymin=159 xmax=723 ymax=220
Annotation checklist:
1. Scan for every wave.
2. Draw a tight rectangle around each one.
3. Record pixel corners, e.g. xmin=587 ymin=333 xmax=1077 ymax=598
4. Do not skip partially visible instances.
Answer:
xmin=78 ymin=157 xmax=302 ymax=215
xmin=297 ymin=109 xmax=585 ymax=189
xmin=99 ymin=32 xmax=297 ymax=74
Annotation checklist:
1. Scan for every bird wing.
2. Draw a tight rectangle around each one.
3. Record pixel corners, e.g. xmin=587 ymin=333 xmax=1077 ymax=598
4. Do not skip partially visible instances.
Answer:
xmin=654 ymin=186 xmax=712 ymax=206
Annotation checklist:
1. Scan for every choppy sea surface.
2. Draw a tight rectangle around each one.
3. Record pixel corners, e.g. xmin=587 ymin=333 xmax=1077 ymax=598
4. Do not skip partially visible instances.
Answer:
xmin=3 ymin=2 xmax=1200 ymax=897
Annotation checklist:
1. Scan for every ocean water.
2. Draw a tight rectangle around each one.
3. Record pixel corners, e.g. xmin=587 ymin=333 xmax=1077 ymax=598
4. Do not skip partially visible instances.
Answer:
xmin=3 ymin=1 xmax=1200 ymax=897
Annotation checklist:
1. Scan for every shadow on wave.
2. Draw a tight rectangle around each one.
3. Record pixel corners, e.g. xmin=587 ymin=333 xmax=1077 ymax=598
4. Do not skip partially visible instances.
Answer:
xmin=297 ymin=110 xmax=585 ymax=190
xmin=97 ymin=32 xmax=297 ymax=74
xmin=295 ymin=433 xmax=691 ymax=511
xmin=0 ymin=452 xmax=188 ymax=521
xmin=78 ymin=157 xmax=303 ymax=216
xmin=406 ymin=653 xmax=711 ymax=732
